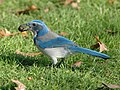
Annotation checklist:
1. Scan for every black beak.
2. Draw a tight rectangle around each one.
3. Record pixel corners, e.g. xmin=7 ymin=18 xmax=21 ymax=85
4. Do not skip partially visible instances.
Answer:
xmin=18 ymin=24 xmax=30 ymax=32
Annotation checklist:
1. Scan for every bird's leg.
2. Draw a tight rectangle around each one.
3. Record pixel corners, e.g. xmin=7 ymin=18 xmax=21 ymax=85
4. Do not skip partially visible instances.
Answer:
xmin=47 ymin=62 xmax=57 ymax=68
xmin=48 ymin=57 xmax=65 ymax=68
xmin=47 ymin=57 xmax=58 ymax=68
xmin=56 ymin=58 xmax=65 ymax=68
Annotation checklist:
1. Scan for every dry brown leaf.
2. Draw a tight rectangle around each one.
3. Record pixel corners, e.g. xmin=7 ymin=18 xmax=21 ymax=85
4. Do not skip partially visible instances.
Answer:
xmin=108 ymin=0 xmax=117 ymax=4
xmin=59 ymin=32 xmax=69 ymax=36
xmin=64 ymin=0 xmax=73 ymax=6
xmin=72 ymin=61 xmax=82 ymax=67
xmin=0 ymin=0 xmax=3 ymax=4
xmin=29 ymin=5 xmax=39 ymax=10
xmin=71 ymin=61 xmax=82 ymax=71
xmin=71 ymin=2 xmax=80 ymax=9
xmin=98 ymin=42 xmax=108 ymax=52
xmin=44 ymin=8 xmax=49 ymax=13
xmin=21 ymin=31 xmax=28 ymax=37
xmin=95 ymin=36 xmax=108 ymax=52
xmin=16 ymin=5 xmax=39 ymax=15
xmin=102 ymin=83 xmax=120 ymax=89
xmin=16 ymin=50 xmax=42 ymax=57
xmin=0 ymin=29 xmax=11 ymax=37
xmin=64 ymin=0 xmax=80 ymax=9
xmin=95 ymin=36 xmax=101 ymax=43
xmin=11 ymin=79 xmax=26 ymax=90
xmin=0 ymin=29 xmax=19 ymax=37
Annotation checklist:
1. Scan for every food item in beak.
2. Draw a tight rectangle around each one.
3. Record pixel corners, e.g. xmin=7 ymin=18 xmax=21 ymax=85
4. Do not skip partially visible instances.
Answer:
xmin=18 ymin=24 xmax=29 ymax=32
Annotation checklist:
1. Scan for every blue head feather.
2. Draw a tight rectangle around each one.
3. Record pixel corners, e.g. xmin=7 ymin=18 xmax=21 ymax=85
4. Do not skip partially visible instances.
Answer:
xmin=31 ymin=20 xmax=44 ymax=24
xmin=29 ymin=20 xmax=49 ymax=36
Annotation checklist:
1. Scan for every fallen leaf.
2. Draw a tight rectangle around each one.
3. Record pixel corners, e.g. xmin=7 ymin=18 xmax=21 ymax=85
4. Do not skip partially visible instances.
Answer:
xmin=102 ymin=83 xmax=120 ymax=89
xmin=71 ymin=61 xmax=82 ymax=71
xmin=95 ymin=36 xmax=101 ymax=43
xmin=0 ymin=29 xmax=19 ymax=37
xmin=64 ymin=0 xmax=73 ymax=6
xmin=27 ymin=77 xmax=32 ymax=80
xmin=95 ymin=36 xmax=108 ymax=52
xmin=0 ymin=29 xmax=11 ymax=37
xmin=29 ymin=5 xmax=39 ymax=10
xmin=90 ymin=36 xmax=108 ymax=52
xmin=16 ymin=50 xmax=42 ymax=57
xmin=21 ymin=31 xmax=28 ymax=37
xmin=72 ymin=61 xmax=82 ymax=67
xmin=0 ymin=0 xmax=3 ymax=4
xmin=64 ymin=0 xmax=80 ymax=9
xmin=59 ymin=32 xmax=69 ymax=36
xmin=98 ymin=42 xmax=108 ymax=52
xmin=71 ymin=2 xmax=80 ymax=9
xmin=11 ymin=79 xmax=26 ymax=90
xmin=44 ymin=8 xmax=49 ymax=13
xmin=16 ymin=5 xmax=39 ymax=15
xmin=108 ymin=0 xmax=117 ymax=4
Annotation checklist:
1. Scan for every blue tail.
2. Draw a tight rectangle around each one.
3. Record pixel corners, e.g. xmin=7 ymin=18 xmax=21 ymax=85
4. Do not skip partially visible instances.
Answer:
xmin=68 ymin=46 xmax=110 ymax=59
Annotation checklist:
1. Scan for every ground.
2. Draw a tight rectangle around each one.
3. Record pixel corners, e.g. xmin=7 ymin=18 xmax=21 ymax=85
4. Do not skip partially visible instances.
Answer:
xmin=0 ymin=0 xmax=120 ymax=90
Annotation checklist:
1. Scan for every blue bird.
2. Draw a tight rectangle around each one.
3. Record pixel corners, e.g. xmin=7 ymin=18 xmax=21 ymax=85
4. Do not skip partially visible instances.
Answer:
xmin=18 ymin=20 xmax=110 ymax=67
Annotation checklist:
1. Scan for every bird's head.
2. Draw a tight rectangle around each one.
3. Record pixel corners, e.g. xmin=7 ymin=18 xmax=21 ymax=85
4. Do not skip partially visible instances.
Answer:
xmin=18 ymin=20 xmax=49 ymax=36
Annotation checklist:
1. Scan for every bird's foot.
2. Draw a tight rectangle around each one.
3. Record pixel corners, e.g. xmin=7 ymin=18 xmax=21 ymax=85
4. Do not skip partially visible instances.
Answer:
xmin=56 ymin=58 xmax=65 ymax=68
xmin=47 ymin=58 xmax=65 ymax=68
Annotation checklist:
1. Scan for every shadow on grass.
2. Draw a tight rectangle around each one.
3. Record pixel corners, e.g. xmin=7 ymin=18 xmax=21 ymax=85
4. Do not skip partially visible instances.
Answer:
xmin=0 ymin=52 xmax=50 ymax=67
xmin=0 ymin=82 xmax=16 ymax=90
xmin=0 ymin=52 xmax=75 ymax=70
xmin=0 ymin=52 xmax=51 ymax=90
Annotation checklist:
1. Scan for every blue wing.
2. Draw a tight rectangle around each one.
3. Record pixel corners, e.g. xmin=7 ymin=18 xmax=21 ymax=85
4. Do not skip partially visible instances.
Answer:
xmin=36 ymin=36 xmax=76 ymax=48
xmin=35 ymin=35 xmax=110 ymax=59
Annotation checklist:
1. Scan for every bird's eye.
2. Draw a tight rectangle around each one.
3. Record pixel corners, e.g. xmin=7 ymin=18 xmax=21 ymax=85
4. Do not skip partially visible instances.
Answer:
xmin=32 ymin=23 xmax=36 ymax=26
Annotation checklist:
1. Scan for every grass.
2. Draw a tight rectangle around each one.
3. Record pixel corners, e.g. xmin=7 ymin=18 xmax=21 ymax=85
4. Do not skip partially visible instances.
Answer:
xmin=0 ymin=0 xmax=120 ymax=90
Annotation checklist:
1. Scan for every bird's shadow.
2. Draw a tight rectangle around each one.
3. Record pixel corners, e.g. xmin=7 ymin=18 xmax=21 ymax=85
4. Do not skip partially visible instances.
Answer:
xmin=0 ymin=52 xmax=78 ymax=90
xmin=0 ymin=52 xmax=50 ymax=67
xmin=0 ymin=52 xmax=50 ymax=90
xmin=0 ymin=82 xmax=16 ymax=90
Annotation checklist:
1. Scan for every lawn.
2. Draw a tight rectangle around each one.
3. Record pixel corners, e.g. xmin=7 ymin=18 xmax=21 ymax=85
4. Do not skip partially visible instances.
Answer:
xmin=0 ymin=0 xmax=120 ymax=90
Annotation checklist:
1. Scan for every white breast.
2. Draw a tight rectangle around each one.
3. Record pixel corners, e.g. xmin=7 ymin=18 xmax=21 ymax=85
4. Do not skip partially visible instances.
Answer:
xmin=44 ymin=47 xmax=69 ymax=58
